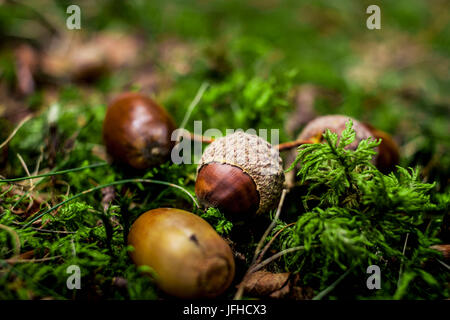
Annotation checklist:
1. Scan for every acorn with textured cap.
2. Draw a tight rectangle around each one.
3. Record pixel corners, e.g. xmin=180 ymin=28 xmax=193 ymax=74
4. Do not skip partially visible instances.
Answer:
xmin=195 ymin=131 xmax=285 ymax=219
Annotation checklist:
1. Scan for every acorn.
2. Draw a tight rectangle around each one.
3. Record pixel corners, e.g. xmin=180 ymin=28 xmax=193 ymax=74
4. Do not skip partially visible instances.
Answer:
xmin=102 ymin=92 xmax=176 ymax=170
xmin=297 ymin=115 xmax=399 ymax=169
xmin=195 ymin=131 xmax=285 ymax=219
xmin=362 ymin=122 xmax=400 ymax=173
xmin=297 ymin=115 xmax=374 ymax=150
xmin=127 ymin=208 xmax=235 ymax=298
xmin=285 ymin=115 xmax=399 ymax=186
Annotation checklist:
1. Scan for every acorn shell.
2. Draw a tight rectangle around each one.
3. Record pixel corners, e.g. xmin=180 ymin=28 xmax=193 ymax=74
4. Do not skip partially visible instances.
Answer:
xmin=197 ymin=131 xmax=285 ymax=215
xmin=285 ymin=115 xmax=399 ymax=187
xmin=362 ymin=122 xmax=400 ymax=173
xmin=195 ymin=162 xmax=260 ymax=219
xmin=128 ymin=208 xmax=235 ymax=298
xmin=297 ymin=115 xmax=373 ymax=150
xmin=102 ymin=92 xmax=176 ymax=170
xmin=285 ymin=115 xmax=375 ymax=188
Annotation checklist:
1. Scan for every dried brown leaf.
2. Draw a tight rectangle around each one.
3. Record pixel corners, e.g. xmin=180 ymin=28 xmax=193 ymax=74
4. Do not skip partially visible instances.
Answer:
xmin=242 ymin=271 xmax=290 ymax=296
xmin=14 ymin=44 xmax=39 ymax=96
xmin=242 ymin=271 xmax=314 ymax=300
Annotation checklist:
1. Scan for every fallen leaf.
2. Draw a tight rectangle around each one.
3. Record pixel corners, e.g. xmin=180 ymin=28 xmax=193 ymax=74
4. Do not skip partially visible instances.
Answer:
xmin=241 ymin=271 xmax=314 ymax=300
xmin=14 ymin=44 xmax=39 ymax=96
xmin=41 ymin=32 xmax=141 ymax=81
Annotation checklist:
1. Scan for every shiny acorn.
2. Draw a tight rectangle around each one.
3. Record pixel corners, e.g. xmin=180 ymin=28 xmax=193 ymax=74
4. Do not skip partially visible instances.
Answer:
xmin=285 ymin=115 xmax=400 ymax=187
xmin=362 ymin=122 xmax=400 ymax=173
xmin=195 ymin=131 xmax=285 ymax=219
xmin=297 ymin=115 xmax=399 ymax=171
xmin=102 ymin=92 xmax=176 ymax=170
xmin=127 ymin=208 xmax=235 ymax=298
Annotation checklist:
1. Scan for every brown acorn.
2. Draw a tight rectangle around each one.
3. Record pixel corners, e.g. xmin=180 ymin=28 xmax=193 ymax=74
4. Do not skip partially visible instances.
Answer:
xmin=127 ymin=208 xmax=235 ymax=298
xmin=102 ymin=92 xmax=176 ymax=169
xmin=297 ymin=115 xmax=374 ymax=150
xmin=285 ymin=115 xmax=400 ymax=186
xmin=363 ymin=122 xmax=400 ymax=173
xmin=297 ymin=114 xmax=399 ymax=169
xmin=195 ymin=131 xmax=285 ymax=219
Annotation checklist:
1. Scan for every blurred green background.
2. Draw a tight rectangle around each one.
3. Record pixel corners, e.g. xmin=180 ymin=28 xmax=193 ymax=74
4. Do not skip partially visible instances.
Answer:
xmin=1 ymin=0 xmax=448 ymax=189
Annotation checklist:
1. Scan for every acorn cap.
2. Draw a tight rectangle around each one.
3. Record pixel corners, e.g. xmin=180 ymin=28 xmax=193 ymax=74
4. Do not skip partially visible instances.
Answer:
xmin=197 ymin=131 xmax=285 ymax=215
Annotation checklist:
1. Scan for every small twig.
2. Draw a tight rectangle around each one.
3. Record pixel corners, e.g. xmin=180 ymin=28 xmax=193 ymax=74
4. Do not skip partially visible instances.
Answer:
xmin=0 ymin=114 xmax=33 ymax=150
xmin=254 ymin=222 xmax=296 ymax=266
xmin=21 ymin=178 xmax=199 ymax=229
xmin=252 ymin=189 xmax=288 ymax=264
xmin=16 ymin=153 xmax=32 ymax=188
xmin=398 ymin=232 xmax=410 ymax=287
xmin=175 ymin=82 xmax=209 ymax=142
xmin=234 ymin=189 xmax=288 ymax=300
xmin=249 ymin=246 xmax=306 ymax=274
xmin=185 ymin=130 xmax=215 ymax=144
xmin=29 ymin=227 xmax=75 ymax=234
xmin=33 ymin=146 xmax=44 ymax=176
xmin=436 ymin=259 xmax=450 ymax=270
xmin=0 ymin=185 xmax=14 ymax=198
xmin=176 ymin=128 xmax=214 ymax=144
xmin=0 ymin=162 xmax=108 ymax=183
xmin=9 ymin=162 xmax=80 ymax=210
xmin=277 ymin=139 xmax=314 ymax=151
xmin=16 ymin=153 xmax=37 ymax=213
xmin=4 ymin=255 xmax=62 ymax=264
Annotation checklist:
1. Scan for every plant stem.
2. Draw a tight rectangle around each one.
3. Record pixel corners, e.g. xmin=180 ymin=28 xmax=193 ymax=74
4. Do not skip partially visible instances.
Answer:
xmin=21 ymin=178 xmax=199 ymax=229
xmin=0 ymin=114 xmax=33 ymax=150
xmin=182 ymin=130 xmax=215 ymax=144
xmin=0 ymin=162 xmax=108 ymax=183
xmin=3 ymin=255 xmax=62 ymax=264
xmin=397 ymin=232 xmax=410 ymax=288
xmin=312 ymin=267 xmax=353 ymax=300
xmin=277 ymin=139 xmax=314 ymax=151
xmin=234 ymin=189 xmax=288 ymax=300
xmin=249 ymin=245 xmax=306 ymax=273
xmin=252 ymin=189 xmax=288 ymax=264
xmin=254 ymin=222 xmax=296 ymax=266
xmin=175 ymin=82 xmax=209 ymax=142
